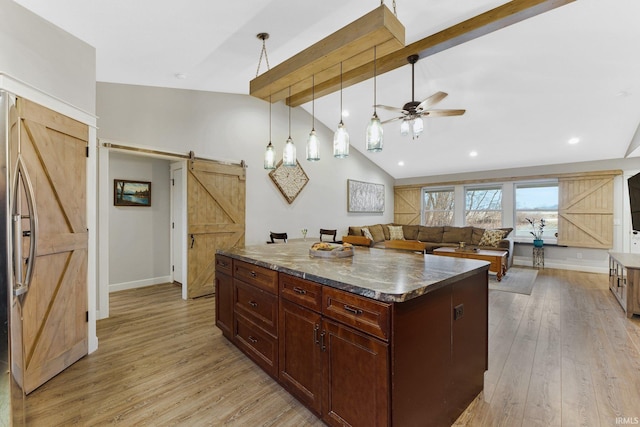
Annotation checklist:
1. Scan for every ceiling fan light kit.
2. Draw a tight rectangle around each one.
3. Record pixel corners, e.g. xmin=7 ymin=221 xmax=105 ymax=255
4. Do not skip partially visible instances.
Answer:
xmin=377 ymin=54 xmax=465 ymax=139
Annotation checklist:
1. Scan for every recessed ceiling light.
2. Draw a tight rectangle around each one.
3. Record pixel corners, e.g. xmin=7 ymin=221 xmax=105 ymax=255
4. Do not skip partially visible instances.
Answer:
xmin=342 ymin=110 xmax=349 ymax=118
xmin=568 ymin=137 xmax=580 ymax=145
xmin=398 ymin=161 xmax=405 ymax=166
xmin=469 ymin=151 xmax=478 ymax=157
xmin=175 ymin=73 xmax=187 ymax=80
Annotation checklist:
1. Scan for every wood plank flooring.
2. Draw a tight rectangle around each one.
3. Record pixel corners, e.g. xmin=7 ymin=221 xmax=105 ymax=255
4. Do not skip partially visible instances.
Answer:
xmin=21 ymin=269 xmax=640 ymax=426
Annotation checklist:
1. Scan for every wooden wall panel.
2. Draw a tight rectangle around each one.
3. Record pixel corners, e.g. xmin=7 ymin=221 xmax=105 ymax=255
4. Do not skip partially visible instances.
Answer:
xmin=394 ymin=187 xmax=421 ymax=225
xmin=558 ymin=175 xmax=616 ymax=249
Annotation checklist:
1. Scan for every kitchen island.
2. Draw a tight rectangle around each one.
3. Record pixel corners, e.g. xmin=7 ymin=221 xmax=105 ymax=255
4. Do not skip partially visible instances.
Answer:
xmin=216 ymin=241 xmax=489 ymax=427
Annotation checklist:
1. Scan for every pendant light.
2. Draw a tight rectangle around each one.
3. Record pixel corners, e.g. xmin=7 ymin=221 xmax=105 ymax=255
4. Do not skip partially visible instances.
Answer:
xmin=257 ymin=33 xmax=276 ymax=170
xmin=366 ymin=46 xmax=384 ymax=152
xmin=282 ymin=87 xmax=297 ymax=166
xmin=333 ymin=62 xmax=349 ymax=158
xmin=264 ymin=95 xmax=276 ymax=169
xmin=306 ymin=75 xmax=320 ymax=161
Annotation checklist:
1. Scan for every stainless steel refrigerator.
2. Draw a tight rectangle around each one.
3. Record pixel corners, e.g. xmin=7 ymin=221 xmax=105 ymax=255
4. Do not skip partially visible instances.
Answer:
xmin=1 ymin=90 xmax=32 ymax=426
xmin=1 ymin=90 xmax=89 ymax=426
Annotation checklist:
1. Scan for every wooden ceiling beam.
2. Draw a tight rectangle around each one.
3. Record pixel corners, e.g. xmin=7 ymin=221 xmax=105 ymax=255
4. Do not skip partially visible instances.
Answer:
xmin=287 ymin=0 xmax=576 ymax=107
xmin=250 ymin=5 xmax=405 ymax=103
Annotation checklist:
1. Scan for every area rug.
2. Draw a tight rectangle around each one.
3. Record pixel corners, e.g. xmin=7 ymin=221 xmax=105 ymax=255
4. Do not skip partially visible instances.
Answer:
xmin=489 ymin=267 xmax=538 ymax=295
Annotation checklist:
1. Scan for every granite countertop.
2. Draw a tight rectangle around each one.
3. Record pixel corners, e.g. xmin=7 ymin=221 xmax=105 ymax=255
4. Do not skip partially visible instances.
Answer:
xmin=217 ymin=240 xmax=489 ymax=303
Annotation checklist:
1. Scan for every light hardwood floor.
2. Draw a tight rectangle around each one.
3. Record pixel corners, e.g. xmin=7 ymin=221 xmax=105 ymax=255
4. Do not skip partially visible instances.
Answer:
xmin=22 ymin=269 xmax=640 ymax=426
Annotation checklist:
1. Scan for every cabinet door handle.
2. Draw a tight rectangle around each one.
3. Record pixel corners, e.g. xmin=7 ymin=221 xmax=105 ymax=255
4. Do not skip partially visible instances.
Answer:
xmin=250 ymin=271 xmax=257 ymax=278
xmin=220 ymin=261 xmax=228 ymax=268
xmin=249 ymin=301 xmax=258 ymax=308
xmin=320 ymin=331 xmax=326 ymax=351
xmin=293 ymin=286 xmax=307 ymax=295
xmin=343 ymin=304 xmax=363 ymax=315
xmin=248 ymin=336 xmax=258 ymax=343
xmin=313 ymin=324 xmax=320 ymax=344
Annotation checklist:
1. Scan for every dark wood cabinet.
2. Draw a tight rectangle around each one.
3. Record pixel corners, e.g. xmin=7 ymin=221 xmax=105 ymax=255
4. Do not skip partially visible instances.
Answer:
xmin=215 ymin=253 xmax=488 ymax=427
xmin=322 ymin=318 xmax=389 ymax=427
xmin=279 ymin=278 xmax=390 ymax=426
xmin=214 ymin=256 xmax=233 ymax=339
xmin=229 ymin=261 xmax=279 ymax=378
xmin=279 ymin=299 xmax=323 ymax=413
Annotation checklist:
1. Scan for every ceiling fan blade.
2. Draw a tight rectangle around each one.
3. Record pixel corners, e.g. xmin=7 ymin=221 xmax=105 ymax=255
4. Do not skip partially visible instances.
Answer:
xmin=416 ymin=92 xmax=448 ymax=111
xmin=374 ymin=104 xmax=406 ymax=113
xmin=423 ymin=109 xmax=466 ymax=117
xmin=381 ymin=116 xmax=404 ymax=125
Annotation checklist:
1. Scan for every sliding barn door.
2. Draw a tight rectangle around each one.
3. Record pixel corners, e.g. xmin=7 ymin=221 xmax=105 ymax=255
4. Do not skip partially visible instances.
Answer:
xmin=558 ymin=173 xmax=616 ymax=249
xmin=11 ymin=98 xmax=88 ymax=394
xmin=187 ymin=160 xmax=245 ymax=298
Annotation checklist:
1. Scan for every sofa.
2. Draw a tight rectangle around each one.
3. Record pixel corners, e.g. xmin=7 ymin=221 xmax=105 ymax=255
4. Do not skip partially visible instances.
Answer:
xmin=344 ymin=224 xmax=514 ymax=266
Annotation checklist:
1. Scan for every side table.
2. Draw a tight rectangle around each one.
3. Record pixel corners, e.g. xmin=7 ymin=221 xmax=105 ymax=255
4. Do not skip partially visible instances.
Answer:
xmin=533 ymin=246 xmax=544 ymax=268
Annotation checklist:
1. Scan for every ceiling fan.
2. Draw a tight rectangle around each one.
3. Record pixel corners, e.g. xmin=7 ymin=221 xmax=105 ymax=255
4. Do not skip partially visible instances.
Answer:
xmin=375 ymin=54 xmax=465 ymax=139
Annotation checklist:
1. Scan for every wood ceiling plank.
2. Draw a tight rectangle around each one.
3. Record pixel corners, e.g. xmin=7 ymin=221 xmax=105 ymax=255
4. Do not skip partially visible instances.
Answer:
xmin=286 ymin=0 xmax=575 ymax=107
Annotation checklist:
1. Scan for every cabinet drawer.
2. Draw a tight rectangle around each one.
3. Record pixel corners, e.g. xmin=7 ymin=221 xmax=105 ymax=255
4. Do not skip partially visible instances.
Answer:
xmin=234 ymin=260 xmax=278 ymax=294
xmin=322 ymin=287 xmax=391 ymax=341
xmin=235 ymin=279 xmax=278 ymax=336
xmin=235 ymin=314 xmax=278 ymax=378
xmin=215 ymin=254 xmax=233 ymax=275
xmin=280 ymin=273 xmax=322 ymax=312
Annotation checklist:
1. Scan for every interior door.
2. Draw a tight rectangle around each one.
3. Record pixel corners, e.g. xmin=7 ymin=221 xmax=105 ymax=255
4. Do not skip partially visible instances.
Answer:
xmin=187 ymin=159 xmax=245 ymax=298
xmin=171 ymin=163 xmax=184 ymax=287
xmin=10 ymin=98 xmax=88 ymax=394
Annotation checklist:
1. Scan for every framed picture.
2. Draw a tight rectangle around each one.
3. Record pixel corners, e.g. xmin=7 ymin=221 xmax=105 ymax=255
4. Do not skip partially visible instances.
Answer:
xmin=114 ymin=179 xmax=152 ymax=207
xmin=347 ymin=179 xmax=385 ymax=213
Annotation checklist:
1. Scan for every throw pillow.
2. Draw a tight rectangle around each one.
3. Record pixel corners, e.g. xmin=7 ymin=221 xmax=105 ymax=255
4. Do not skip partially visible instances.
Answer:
xmin=388 ymin=225 xmax=405 ymax=240
xmin=478 ymin=229 xmax=507 ymax=247
xmin=361 ymin=227 xmax=374 ymax=241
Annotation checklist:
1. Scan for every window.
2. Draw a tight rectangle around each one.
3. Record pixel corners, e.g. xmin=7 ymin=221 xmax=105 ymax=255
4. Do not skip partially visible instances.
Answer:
xmin=515 ymin=182 xmax=558 ymax=239
xmin=423 ymin=188 xmax=454 ymax=226
xmin=465 ymin=186 xmax=502 ymax=228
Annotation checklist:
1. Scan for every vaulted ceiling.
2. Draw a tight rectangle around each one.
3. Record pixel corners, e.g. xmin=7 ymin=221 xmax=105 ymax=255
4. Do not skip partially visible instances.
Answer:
xmin=14 ymin=0 xmax=640 ymax=179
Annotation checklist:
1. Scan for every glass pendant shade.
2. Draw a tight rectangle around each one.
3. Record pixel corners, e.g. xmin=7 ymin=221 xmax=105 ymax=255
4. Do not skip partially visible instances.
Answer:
xmin=333 ymin=121 xmax=350 ymax=158
xmin=306 ymin=129 xmax=320 ymax=161
xmin=264 ymin=141 xmax=276 ymax=169
xmin=283 ymin=136 xmax=296 ymax=166
xmin=400 ymin=119 xmax=410 ymax=136
xmin=366 ymin=113 xmax=384 ymax=152
xmin=412 ymin=117 xmax=424 ymax=138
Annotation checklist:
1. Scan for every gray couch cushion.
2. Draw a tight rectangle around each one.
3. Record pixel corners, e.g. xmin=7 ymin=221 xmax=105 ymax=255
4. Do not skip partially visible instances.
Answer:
xmin=402 ymin=225 xmax=420 ymax=240
xmin=442 ymin=226 xmax=473 ymax=243
xmin=417 ymin=226 xmax=444 ymax=242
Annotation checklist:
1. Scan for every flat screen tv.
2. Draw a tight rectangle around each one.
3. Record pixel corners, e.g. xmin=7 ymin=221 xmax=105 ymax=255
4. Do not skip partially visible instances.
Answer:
xmin=628 ymin=173 xmax=640 ymax=231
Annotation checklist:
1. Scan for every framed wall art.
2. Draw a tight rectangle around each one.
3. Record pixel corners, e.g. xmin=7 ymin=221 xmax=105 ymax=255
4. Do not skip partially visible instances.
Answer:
xmin=347 ymin=179 xmax=385 ymax=213
xmin=269 ymin=160 xmax=309 ymax=204
xmin=114 ymin=179 xmax=152 ymax=207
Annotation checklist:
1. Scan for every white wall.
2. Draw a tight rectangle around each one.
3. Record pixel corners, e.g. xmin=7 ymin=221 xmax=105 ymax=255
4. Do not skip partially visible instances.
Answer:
xmin=96 ymin=83 xmax=395 ymax=246
xmin=108 ymin=152 xmax=171 ymax=291
xmin=0 ymin=0 xmax=96 ymax=114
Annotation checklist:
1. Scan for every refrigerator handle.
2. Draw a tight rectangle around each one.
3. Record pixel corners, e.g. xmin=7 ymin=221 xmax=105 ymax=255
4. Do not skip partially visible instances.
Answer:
xmin=12 ymin=156 xmax=38 ymax=296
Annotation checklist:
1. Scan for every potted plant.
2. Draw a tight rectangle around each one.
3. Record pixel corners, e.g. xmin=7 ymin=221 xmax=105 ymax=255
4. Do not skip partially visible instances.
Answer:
xmin=526 ymin=218 xmax=545 ymax=247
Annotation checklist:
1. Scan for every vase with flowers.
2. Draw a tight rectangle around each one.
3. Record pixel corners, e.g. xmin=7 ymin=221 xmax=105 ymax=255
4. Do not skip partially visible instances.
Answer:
xmin=526 ymin=218 xmax=546 ymax=247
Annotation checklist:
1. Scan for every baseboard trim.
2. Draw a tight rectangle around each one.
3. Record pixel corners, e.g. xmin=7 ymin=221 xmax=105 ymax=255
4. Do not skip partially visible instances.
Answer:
xmin=513 ymin=257 xmax=608 ymax=274
xmin=110 ymin=276 xmax=172 ymax=293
